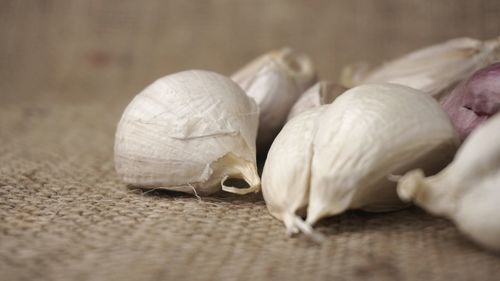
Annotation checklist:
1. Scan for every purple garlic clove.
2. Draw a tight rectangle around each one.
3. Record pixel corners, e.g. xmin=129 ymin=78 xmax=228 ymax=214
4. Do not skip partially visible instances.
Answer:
xmin=441 ymin=62 xmax=500 ymax=142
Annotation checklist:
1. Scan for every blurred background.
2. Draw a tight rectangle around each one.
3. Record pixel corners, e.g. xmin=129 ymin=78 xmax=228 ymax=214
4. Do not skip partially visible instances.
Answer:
xmin=1 ymin=0 xmax=499 ymax=104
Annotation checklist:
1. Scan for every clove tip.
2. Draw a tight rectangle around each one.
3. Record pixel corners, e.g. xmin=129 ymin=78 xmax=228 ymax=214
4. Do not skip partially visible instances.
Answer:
xmin=397 ymin=169 xmax=426 ymax=202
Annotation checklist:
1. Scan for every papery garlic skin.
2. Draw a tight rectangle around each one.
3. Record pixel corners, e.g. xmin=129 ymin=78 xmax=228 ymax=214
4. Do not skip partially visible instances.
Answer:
xmin=232 ymin=48 xmax=316 ymax=152
xmin=114 ymin=70 xmax=261 ymax=195
xmin=262 ymin=106 xmax=325 ymax=235
xmin=306 ymin=84 xmax=459 ymax=225
xmin=441 ymin=62 xmax=500 ymax=141
xmin=398 ymin=114 xmax=500 ymax=251
xmin=344 ymin=37 xmax=500 ymax=99
xmin=287 ymin=81 xmax=347 ymax=121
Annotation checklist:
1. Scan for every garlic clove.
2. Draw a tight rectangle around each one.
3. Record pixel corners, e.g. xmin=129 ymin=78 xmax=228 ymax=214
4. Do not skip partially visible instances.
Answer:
xmin=348 ymin=37 xmax=500 ymax=99
xmin=287 ymin=81 xmax=347 ymax=121
xmin=440 ymin=82 xmax=487 ymax=142
xmin=397 ymin=113 xmax=500 ymax=251
xmin=231 ymin=48 xmax=317 ymax=153
xmin=441 ymin=62 xmax=500 ymax=142
xmin=262 ymin=106 xmax=325 ymax=235
xmin=114 ymin=70 xmax=261 ymax=195
xmin=306 ymin=83 xmax=459 ymax=226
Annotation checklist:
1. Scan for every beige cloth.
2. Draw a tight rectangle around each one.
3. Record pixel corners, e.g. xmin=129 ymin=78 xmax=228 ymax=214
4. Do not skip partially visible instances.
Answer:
xmin=1 ymin=1 xmax=500 ymax=280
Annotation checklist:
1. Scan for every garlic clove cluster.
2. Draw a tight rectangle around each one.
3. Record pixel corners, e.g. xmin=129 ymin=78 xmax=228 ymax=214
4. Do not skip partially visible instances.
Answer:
xmin=114 ymin=70 xmax=261 ymax=195
xmin=287 ymin=81 xmax=347 ymax=121
xmin=231 ymin=48 xmax=316 ymax=153
xmin=342 ymin=37 xmax=500 ymax=99
xmin=397 ymin=113 xmax=500 ymax=251
xmin=262 ymin=83 xmax=459 ymax=236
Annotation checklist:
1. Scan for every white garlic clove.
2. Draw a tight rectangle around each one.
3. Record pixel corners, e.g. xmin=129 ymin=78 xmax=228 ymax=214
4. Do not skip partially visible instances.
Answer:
xmin=347 ymin=37 xmax=500 ymax=99
xmin=398 ymin=113 xmax=500 ymax=251
xmin=287 ymin=81 xmax=347 ymax=121
xmin=306 ymin=84 xmax=459 ymax=226
xmin=231 ymin=48 xmax=316 ymax=153
xmin=262 ymin=106 xmax=325 ymax=236
xmin=114 ymin=70 xmax=261 ymax=196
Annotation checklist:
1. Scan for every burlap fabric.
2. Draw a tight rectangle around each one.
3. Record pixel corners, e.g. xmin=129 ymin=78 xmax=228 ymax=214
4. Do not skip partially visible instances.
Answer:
xmin=1 ymin=1 xmax=500 ymax=280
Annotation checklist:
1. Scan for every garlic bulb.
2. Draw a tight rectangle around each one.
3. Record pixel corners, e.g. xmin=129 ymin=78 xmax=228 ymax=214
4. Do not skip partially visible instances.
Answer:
xmin=231 ymin=48 xmax=316 ymax=152
xmin=262 ymin=106 xmax=325 ymax=236
xmin=287 ymin=81 xmax=347 ymax=121
xmin=343 ymin=37 xmax=500 ymax=99
xmin=398 ymin=113 xmax=500 ymax=251
xmin=114 ymin=70 xmax=261 ymax=195
xmin=306 ymin=84 xmax=459 ymax=226
xmin=441 ymin=62 xmax=500 ymax=141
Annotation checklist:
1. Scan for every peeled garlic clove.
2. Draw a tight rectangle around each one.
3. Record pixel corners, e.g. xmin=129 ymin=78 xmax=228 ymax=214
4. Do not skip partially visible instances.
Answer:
xmin=306 ymin=84 xmax=459 ymax=226
xmin=262 ymin=106 xmax=325 ymax=236
xmin=231 ymin=48 xmax=316 ymax=152
xmin=114 ymin=70 xmax=261 ymax=196
xmin=353 ymin=37 xmax=500 ymax=99
xmin=287 ymin=81 xmax=347 ymax=121
xmin=398 ymin=114 xmax=500 ymax=251
xmin=441 ymin=62 xmax=500 ymax=141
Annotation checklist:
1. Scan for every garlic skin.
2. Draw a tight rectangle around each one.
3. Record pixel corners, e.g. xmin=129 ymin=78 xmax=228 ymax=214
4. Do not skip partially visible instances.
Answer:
xmin=306 ymin=84 xmax=459 ymax=226
xmin=114 ymin=70 xmax=260 ymax=195
xmin=441 ymin=62 xmax=500 ymax=141
xmin=398 ymin=113 xmax=500 ymax=251
xmin=344 ymin=37 xmax=500 ymax=99
xmin=231 ymin=48 xmax=316 ymax=152
xmin=287 ymin=81 xmax=347 ymax=121
xmin=262 ymin=106 xmax=325 ymax=236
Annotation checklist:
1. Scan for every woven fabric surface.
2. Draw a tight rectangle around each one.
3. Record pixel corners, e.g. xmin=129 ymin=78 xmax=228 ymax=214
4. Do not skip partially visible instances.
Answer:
xmin=1 ymin=1 xmax=500 ymax=280
xmin=2 ymin=100 xmax=500 ymax=281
